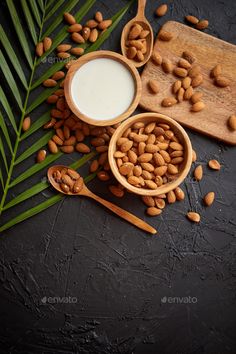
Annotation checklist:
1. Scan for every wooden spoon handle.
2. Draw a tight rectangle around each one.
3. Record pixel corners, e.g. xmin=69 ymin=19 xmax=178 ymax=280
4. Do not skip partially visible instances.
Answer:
xmin=137 ymin=0 xmax=146 ymax=17
xmin=86 ymin=191 xmax=157 ymax=235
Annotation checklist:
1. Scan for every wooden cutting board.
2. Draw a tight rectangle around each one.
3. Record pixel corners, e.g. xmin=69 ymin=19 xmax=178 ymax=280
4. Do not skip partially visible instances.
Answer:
xmin=139 ymin=21 xmax=236 ymax=145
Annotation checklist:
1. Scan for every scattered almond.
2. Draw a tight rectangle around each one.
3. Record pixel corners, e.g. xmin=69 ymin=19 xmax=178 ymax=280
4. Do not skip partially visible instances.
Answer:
xmin=182 ymin=50 xmax=195 ymax=64
xmin=158 ymin=30 xmax=173 ymax=41
xmin=98 ymin=19 xmax=112 ymax=30
xmin=162 ymin=58 xmax=173 ymax=73
xmin=195 ymin=19 xmax=209 ymax=30
xmin=174 ymin=187 xmax=185 ymax=200
xmin=22 ymin=117 xmax=31 ymax=132
xmin=152 ymin=52 xmax=162 ymax=65
xmin=37 ymin=149 xmax=46 ymax=163
xmin=67 ymin=24 xmax=82 ymax=32
xmin=228 ymin=115 xmax=236 ymax=131
xmin=43 ymin=37 xmax=52 ymax=51
xmin=204 ymin=192 xmax=215 ymax=206
xmin=208 ymin=159 xmax=221 ymax=170
xmin=148 ymin=79 xmax=159 ymax=94
xmin=146 ymin=207 xmax=162 ymax=216
xmin=70 ymin=47 xmax=84 ymax=56
xmin=109 ymin=185 xmax=124 ymax=198
xmin=36 ymin=42 xmax=44 ymax=57
xmin=191 ymin=92 xmax=203 ymax=104
xmin=194 ymin=165 xmax=203 ymax=181
xmin=214 ymin=76 xmax=230 ymax=87
xmin=191 ymin=101 xmax=205 ymax=112
xmin=64 ymin=12 xmax=76 ymax=25
xmin=71 ymin=32 xmax=85 ymax=43
xmin=174 ymin=67 xmax=188 ymax=78
xmin=95 ymin=11 xmax=103 ymax=23
xmin=211 ymin=64 xmax=222 ymax=78
xmin=155 ymin=4 xmax=168 ymax=17
xmin=185 ymin=15 xmax=199 ymax=25
xmin=187 ymin=212 xmax=200 ymax=223
xmin=162 ymin=97 xmax=177 ymax=107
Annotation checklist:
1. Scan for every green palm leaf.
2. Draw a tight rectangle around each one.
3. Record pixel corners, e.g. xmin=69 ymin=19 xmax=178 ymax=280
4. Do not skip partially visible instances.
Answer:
xmin=6 ymin=0 xmax=33 ymax=68
xmin=37 ymin=0 xmax=44 ymax=12
xmin=46 ymin=0 xmax=56 ymax=10
xmin=0 ymin=110 xmax=13 ymax=154
xmin=44 ymin=0 xmax=65 ymax=21
xmin=0 ymin=25 xmax=28 ymax=89
xmin=14 ymin=131 xmax=54 ymax=165
xmin=0 ymin=137 xmax=9 ymax=173
xmin=0 ymin=54 xmax=23 ymax=111
xmin=21 ymin=0 xmax=38 ymax=45
xmin=0 ymin=169 xmax=4 ymax=190
xmin=26 ymin=85 xmax=60 ymax=114
xmin=28 ymin=0 xmax=42 ymax=27
xmin=0 ymin=86 xmax=18 ymax=133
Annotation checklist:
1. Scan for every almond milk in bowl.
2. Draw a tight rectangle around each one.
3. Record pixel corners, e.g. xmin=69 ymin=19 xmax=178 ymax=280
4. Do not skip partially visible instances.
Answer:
xmin=64 ymin=50 xmax=142 ymax=126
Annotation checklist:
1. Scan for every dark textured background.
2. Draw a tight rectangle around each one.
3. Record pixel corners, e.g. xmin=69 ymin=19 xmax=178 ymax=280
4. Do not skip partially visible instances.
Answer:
xmin=0 ymin=0 xmax=236 ymax=353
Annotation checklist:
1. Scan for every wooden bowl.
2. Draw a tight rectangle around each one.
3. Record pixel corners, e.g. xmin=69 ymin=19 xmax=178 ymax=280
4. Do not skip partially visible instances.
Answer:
xmin=64 ymin=50 xmax=142 ymax=126
xmin=108 ymin=112 xmax=192 ymax=196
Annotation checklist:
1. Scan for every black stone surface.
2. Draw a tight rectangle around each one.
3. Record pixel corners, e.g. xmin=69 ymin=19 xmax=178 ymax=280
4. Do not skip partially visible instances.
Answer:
xmin=0 ymin=0 xmax=236 ymax=353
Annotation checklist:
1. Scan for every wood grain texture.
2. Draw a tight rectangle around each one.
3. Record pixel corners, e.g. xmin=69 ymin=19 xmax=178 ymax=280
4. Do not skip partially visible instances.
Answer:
xmin=140 ymin=21 xmax=236 ymax=145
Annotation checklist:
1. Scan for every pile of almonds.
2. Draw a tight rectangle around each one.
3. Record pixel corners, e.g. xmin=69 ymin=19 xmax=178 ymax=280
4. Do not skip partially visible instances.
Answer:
xmin=36 ymin=37 xmax=52 ymax=57
xmin=125 ymin=23 xmax=150 ymax=62
xmin=113 ymin=120 xmax=185 ymax=190
xmin=52 ymin=167 xmax=84 ymax=194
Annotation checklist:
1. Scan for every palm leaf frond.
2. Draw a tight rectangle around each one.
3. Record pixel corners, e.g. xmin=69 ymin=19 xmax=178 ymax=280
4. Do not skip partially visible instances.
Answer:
xmin=0 ymin=137 xmax=9 ymax=173
xmin=0 ymin=25 xmax=28 ymax=89
xmin=0 ymin=169 xmax=4 ymax=190
xmin=44 ymin=0 xmax=65 ymax=22
xmin=6 ymin=0 xmax=33 ymax=68
xmin=21 ymin=0 xmax=38 ymax=45
xmin=0 ymin=86 xmax=18 ymax=133
xmin=28 ymin=0 xmax=42 ymax=27
xmin=26 ymin=85 xmax=60 ymax=114
xmin=37 ymin=0 xmax=44 ymax=13
xmin=0 ymin=110 xmax=13 ymax=154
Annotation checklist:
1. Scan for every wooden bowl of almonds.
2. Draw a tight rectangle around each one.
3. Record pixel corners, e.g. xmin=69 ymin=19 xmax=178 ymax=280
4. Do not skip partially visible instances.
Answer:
xmin=108 ymin=112 xmax=192 ymax=196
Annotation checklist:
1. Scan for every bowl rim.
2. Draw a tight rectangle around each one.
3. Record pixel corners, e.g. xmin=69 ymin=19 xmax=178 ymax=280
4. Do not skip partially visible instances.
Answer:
xmin=108 ymin=112 xmax=193 ymax=196
xmin=64 ymin=50 xmax=142 ymax=127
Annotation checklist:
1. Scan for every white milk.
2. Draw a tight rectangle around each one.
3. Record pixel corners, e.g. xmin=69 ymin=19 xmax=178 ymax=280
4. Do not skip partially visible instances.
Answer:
xmin=70 ymin=58 xmax=135 ymax=120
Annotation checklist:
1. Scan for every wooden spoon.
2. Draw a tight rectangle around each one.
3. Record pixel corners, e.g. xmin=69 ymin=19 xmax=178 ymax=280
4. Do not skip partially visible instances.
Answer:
xmin=48 ymin=165 xmax=157 ymax=235
xmin=121 ymin=0 xmax=153 ymax=68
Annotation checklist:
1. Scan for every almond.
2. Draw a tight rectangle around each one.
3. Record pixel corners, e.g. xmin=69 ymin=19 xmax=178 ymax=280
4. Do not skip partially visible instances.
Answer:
xmin=178 ymin=58 xmax=191 ymax=69
xmin=167 ymin=163 xmax=178 ymax=174
xmin=89 ymin=28 xmax=98 ymax=42
xmin=191 ymin=74 xmax=203 ymax=87
xmin=191 ymin=101 xmax=205 ymax=112
xmin=82 ymin=27 xmax=91 ymax=40
xmin=52 ymin=134 xmax=63 ymax=146
xmin=43 ymin=37 xmax=52 ymax=51
xmin=70 ymin=47 xmax=84 ymax=56
xmin=185 ymin=15 xmax=199 ymax=25
xmin=188 ymin=65 xmax=201 ymax=78
xmin=228 ymin=115 xmax=236 ymax=130
xmin=128 ymin=175 xmax=140 ymax=186
xmin=152 ymin=52 xmax=162 ymax=65
xmin=187 ymin=212 xmax=200 ymax=223
xmin=97 ymin=171 xmax=110 ymax=181
xmin=174 ymin=67 xmax=188 ymax=78
xmin=211 ymin=64 xmax=222 ymax=78
xmin=95 ymin=11 xmax=103 ymax=23
xmin=158 ymin=30 xmax=173 ymax=41
xmin=48 ymin=140 xmax=58 ymax=154
xmin=184 ymin=86 xmax=194 ymax=100
xmin=129 ymin=24 xmax=143 ymax=39
xmin=167 ymin=190 xmax=176 ymax=204
xmin=208 ymin=159 xmax=221 ymax=170
xmin=155 ymin=4 xmax=168 ymax=16
xmin=119 ymin=163 xmax=134 ymax=175
xmin=177 ymin=87 xmax=185 ymax=102
xmin=172 ymin=80 xmax=182 ymax=94
xmin=61 ymin=184 xmax=70 ymax=193
xmin=98 ymin=19 xmax=112 ymax=30
xmin=64 ymin=136 xmax=76 ymax=146
xmin=161 ymin=58 xmax=173 ymax=73
xmin=43 ymin=118 xmax=56 ymax=129
xmin=71 ymin=32 xmax=85 ymax=43
xmin=56 ymin=128 xmax=64 ymax=140
xmin=140 ymin=30 xmax=150 ymax=39
xmin=51 ymin=109 xmax=63 ymax=118
xmin=109 ymin=185 xmax=124 ymax=198
xmin=128 ymin=150 xmax=138 ymax=164
xmin=129 ymin=39 xmax=143 ymax=50
xmin=57 ymin=52 xmax=70 ymax=59
xmin=36 ymin=42 xmax=44 ymax=57
xmin=182 ymin=76 xmax=191 ymax=89
xmin=146 ymin=207 xmax=162 ymax=216
xmin=148 ymin=79 xmax=159 ymax=94
xmin=67 ymin=169 xmax=80 ymax=180
xmin=86 ymin=19 xmax=98 ymax=28
xmin=47 ymin=95 xmax=58 ymax=104
xmin=191 ymin=92 xmax=203 ymax=104
xmin=63 ymin=12 xmax=76 ymax=25
xmin=133 ymin=165 xmax=142 ymax=176
xmin=204 ymin=192 xmax=215 ymax=206
xmin=194 ymin=165 xmax=203 ymax=181
xmin=174 ymin=187 xmax=185 ymax=200
xmin=137 ymin=51 xmax=145 ymax=61
xmin=171 ymin=157 xmax=184 ymax=164
xmin=162 ymin=97 xmax=177 ymax=107
xmin=90 ymin=159 xmax=99 ymax=173
xmin=142 ymin=196 xmax=155 ymax=207
xmin=138 ymin=153 xmax=153 ymax=163
xmin=153 ymin=153 xmax=165 ymax=166
xmin=159 ymin=150 xmax=171 ymax=163
xmin=36 ymin=149 xmax=46 ymax=163
xmin=195 ymin=19 xmax=209 ymax=30
xmin=51 ymin=71 xmax=65 ymax=81
xmin=73 ymin=177 xmax=84 ymax=193
xmin=75 ymin=143 xmax=90 ymax=153
xmin=182 ymin=51 xmax=195 ymax=64
xmin=214 ymin=76 xmax=230 ymax=87
xmin=22 ymin=116 xmax=31 ymax=131
xmin=67 ymin=24 xmax=82 ymax=32
xmin=60 ymin=145 xmax=74 ymax=153
xmin=169 ymin=142 xmax=183 ymax=150
xmin=127 ymin=46 xmax=137 ymax=59
xmin=192 ymin=149 xmax=197 ymax=162
xmin=120 ymin=140 xmax=133 ymax=152
xmin=145 ymin=180 xmax=157 ymax=189
xmin=141 ymin=163 xmax=155 ymax=172
xmin=154 ymin=165 xmax=167 ymax=176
